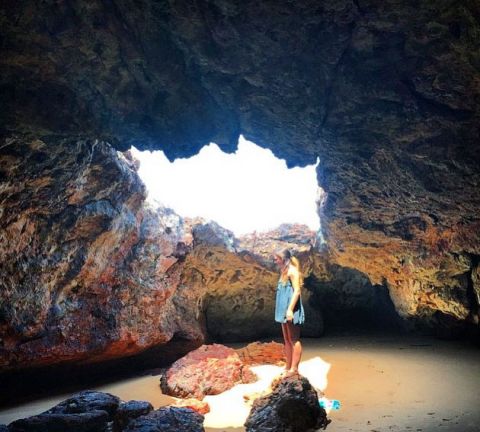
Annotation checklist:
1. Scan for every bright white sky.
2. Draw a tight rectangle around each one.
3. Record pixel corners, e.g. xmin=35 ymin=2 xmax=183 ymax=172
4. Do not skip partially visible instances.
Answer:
xmin=130 ymin=136 xmax=320 ymax=236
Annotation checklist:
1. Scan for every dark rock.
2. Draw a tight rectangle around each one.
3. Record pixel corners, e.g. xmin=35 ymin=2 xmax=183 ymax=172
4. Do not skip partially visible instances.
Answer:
xmin=0 ymin=425 xmax=8 ymax=432
xmin=8 ymin=410 xmax=109 ymax=432
xmin=46 ymin=390 xmax=120 ymax=417
xmin=244 ymin=373 xmax=330 ymax=432
xmin=113 ymin=400 xmax=154 ymax=432
xmin=7 ymin=390 xmax=120 ymax=432
xmin=123 ymin=407 xmax=204 ymax=432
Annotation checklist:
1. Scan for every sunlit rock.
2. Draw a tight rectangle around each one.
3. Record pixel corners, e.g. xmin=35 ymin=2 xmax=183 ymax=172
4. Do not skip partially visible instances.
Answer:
xmin=160 ymin=343 xmax=256 ymax=400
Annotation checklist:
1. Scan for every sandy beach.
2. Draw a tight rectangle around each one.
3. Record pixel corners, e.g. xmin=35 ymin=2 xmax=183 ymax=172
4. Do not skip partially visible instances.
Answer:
xmin=1 ymin=334 xmax=479 ymax=431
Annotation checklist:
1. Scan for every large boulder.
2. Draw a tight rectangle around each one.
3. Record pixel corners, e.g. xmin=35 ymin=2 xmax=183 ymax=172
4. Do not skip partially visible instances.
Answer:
xmin=160 ymin=344 xmax=256 ymax=399
xmin=0 ymin=136 xmax=205 ymax=372
xmin=244 ymin=374 xmax=330 ymax=432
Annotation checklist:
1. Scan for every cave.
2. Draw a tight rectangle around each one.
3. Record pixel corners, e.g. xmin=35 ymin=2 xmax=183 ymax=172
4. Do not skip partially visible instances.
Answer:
xmin=1 ymin=0 xmax=479 ymax=431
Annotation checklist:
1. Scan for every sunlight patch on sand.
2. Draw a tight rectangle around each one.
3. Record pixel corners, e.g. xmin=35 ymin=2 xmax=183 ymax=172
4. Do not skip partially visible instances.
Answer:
xmin=203 ymin=357 xmax=331 ymax=428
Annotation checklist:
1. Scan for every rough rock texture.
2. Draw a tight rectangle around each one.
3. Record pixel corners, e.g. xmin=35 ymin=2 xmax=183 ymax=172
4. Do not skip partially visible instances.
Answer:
xmin=8 ymin=411 xmax=110 ymax=432
xmin=307 ymin=250 xmax=403 ymax=332
xmin=1 ymin=0 xmax=480 ymax=369
xmin=113 ymin=401 xmax=154 ymax=432
xmin=0 ymin=135 xmax=326 ymax=374
xmin=123 ymin=407 xmax=204 ymax=432
xmin=236 ymin=341 xmax=286 ymax=366
xmin=7 ymin=390 xmax=120 ymax=432
xmin=0 ymin=135 xmax=205 ymax=371
xmin=6 ymin=391 xmax=204 ymax=432
xmin=244 ymin=373 xmax=330 ymax=432
xmin=160 ymin=343 xmax=256 ymax=400
xmin=186 ymin=224 xmax=325 ymax=342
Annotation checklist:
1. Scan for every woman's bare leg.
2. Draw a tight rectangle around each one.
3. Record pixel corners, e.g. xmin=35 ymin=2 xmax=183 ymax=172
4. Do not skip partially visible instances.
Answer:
xmin=286 ymin=322 xmax=302 ymax=373
xmin=281 ymin=323 xmax=292 ymax=371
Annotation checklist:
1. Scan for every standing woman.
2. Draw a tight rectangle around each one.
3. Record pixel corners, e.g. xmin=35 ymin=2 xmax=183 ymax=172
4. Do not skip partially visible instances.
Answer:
xmin=274 ymin=249 xmax=305 ymax=374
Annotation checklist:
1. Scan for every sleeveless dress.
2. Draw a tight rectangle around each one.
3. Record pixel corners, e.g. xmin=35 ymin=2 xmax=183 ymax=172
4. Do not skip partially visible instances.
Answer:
xmin=274 ymin=277 xmax=305 ymax=325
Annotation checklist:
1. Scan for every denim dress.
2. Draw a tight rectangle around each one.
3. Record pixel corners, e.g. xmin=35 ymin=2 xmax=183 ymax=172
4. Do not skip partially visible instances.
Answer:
xmin=274 ymin=278 xmax=305 ymax=325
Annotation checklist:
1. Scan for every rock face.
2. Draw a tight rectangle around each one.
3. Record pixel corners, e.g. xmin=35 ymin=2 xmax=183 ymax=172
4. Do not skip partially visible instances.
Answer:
xmin=1 ymin=0 xmax=480 ymax=370
xmin=186 ymin=224 xmax=325 ymax=342
xmin=0 ymin=135 xmax=326 ymax=374
xmin=0 ymin=135 xmax=206 ymax=371
xmin=244 ymin=373 xmax=330 ymax=432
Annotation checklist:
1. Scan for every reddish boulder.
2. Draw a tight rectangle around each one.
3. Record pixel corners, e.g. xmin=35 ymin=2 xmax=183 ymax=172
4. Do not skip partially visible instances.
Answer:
xmin=160 ymin=344 xmax=257 ymax=399
xmin=236 ymin=341 xmax=286 ymax=366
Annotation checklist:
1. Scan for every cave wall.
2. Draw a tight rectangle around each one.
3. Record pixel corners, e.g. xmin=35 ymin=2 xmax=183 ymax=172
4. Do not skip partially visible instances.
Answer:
xmin=0 ymin=0 xmax=480 ymax=369
xmin=0 ymin=136 xmax=327 ymax=371
xmin=0 ymin=135 xmax=206 ymax=371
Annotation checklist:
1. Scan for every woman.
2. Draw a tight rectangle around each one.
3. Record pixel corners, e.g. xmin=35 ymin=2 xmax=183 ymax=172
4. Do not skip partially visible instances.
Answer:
xmin=274 ymin=249 xmax=305 ymax=375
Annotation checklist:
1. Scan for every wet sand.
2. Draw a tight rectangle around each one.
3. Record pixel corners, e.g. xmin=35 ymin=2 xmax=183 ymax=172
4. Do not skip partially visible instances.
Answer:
xmin=1 ymin=335 xmax=479 ymax=431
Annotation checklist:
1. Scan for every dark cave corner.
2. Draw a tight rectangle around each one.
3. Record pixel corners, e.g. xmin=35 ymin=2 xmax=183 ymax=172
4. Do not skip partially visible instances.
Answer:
xmin=305 ymin=269 xmax=405 ymax=337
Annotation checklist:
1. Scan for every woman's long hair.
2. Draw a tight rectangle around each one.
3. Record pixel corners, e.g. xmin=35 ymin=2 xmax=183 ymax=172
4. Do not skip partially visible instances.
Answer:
xmin=280 ymin=250 xmax=304 ymax=288
xmin=289 ymin=255 xmax=304 ymax=288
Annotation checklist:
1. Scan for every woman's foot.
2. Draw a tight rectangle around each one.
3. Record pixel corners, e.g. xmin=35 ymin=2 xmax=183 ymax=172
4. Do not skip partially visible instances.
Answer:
xmin=279 ymin=368 xmax=298 ymax=378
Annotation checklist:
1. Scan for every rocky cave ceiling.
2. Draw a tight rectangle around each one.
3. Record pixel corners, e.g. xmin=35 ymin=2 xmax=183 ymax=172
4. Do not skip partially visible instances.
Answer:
xmin=0 ymin=0 xmax=480 ymax=371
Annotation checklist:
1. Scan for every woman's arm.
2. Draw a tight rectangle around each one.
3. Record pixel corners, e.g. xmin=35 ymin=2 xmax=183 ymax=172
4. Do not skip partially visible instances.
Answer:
xmin=286 ymin=266 xmax=301 ymax=321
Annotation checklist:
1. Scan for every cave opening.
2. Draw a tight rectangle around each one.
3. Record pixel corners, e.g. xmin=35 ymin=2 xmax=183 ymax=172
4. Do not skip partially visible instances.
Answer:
xmin=130 ymin=135 xmax=323 ymax=239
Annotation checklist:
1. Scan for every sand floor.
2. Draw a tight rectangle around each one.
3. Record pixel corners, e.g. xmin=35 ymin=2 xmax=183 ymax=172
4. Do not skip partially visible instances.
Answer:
xmin=1 ymin=334 xmax=479 ymax=431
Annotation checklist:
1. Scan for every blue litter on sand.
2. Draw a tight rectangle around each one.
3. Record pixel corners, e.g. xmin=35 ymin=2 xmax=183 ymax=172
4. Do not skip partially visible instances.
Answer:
xmin=319 ymin=399 xmax=341 ymax=410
